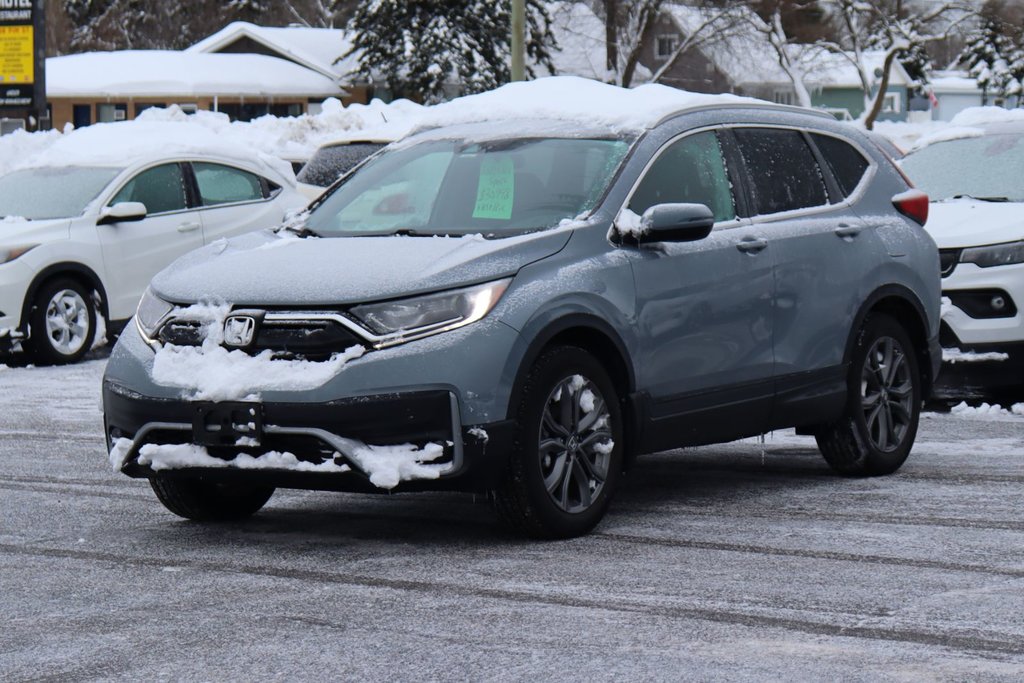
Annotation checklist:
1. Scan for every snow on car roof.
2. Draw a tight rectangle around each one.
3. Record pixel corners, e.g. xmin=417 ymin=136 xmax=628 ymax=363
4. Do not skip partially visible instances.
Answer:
xmin=416 ymin=76 xmax=762 ymax=133
xmin=19 ymin=114 xmax=294 ymax=182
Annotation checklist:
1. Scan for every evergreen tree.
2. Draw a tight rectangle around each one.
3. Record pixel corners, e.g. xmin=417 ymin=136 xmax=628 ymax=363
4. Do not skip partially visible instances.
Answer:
xmin=960 ymin=14 xmax=1021 ymax=105
xmin=344 ymin=0 xmax=557 ymax=104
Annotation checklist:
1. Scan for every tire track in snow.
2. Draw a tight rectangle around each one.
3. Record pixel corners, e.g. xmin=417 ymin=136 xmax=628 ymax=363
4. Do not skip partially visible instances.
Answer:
xmin=1 ymin=542 xmax=1022 ymax=657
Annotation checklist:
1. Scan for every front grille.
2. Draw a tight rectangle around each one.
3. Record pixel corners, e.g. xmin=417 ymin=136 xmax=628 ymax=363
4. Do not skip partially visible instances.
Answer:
xmin=939 ymin=249 xmax=960 ymax=277
xmin=156 ymin=312 xmax=365 ymax=361
xmin=252 ymin=318 xmax=364 ymax=360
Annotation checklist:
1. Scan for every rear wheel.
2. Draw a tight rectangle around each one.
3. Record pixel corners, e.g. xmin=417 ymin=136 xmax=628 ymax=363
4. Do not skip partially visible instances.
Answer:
xmin=149 ymin=476 xmax=275 ymax=521
xmin=492 ymin=346 xmax=624 ymax=539
xmin=816 ymin=314 xmax=921 ymax=476
xmin=27 ymin=278 xmax=96 ymax=365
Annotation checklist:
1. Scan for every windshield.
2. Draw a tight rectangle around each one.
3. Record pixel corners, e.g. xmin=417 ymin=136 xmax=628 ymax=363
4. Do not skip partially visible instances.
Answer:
xmin=304 ymin=137 xmax=630 ymax=237
xmin=901 ymin=133 xmax=1024 ymax=202
xmin=0 ymin=166 xmax=123 ymax=220
xmin=297 ymin=142 xmax=387 ymax=187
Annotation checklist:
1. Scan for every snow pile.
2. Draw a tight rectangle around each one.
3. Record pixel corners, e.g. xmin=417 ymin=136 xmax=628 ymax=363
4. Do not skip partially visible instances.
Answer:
xmin=136 ymin=443 xmax=352 ymax=473
xmin=949 ymin=106 xmax=1024 ymax=128
xmin=0 ymin=127 xmax=65 ymax=178
xmin=418 ymin=76 xmax=756 ymax=133
xmin=942 ymin=347 xmax=1009 ymax=364
xmin=949 ymin=401 xmax=1024 ymax=419
xmin=909 ymin=126 xmax=985 ymax=152
xmin=345 ymin=442 xmax=447 ymax=489
xmin=872 ymin=119 xmax=950 ymax=152
xmin=149 ymin=301 xmax=365 ymax=401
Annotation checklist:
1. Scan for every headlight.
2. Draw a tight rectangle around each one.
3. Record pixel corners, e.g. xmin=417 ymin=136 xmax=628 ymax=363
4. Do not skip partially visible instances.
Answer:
xmin=351 ymin=278 xmax=511 ymax=346
xmin=961 ymin=240 xmax=1024 ymax=268
xmin=0 ymin=245 xmax=37 ymax=264
xmin=135 ymin=287 xmax=174 ymax=341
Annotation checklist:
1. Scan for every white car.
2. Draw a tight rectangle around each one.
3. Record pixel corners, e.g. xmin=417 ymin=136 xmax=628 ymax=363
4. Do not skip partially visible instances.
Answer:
xmin=901 ymin=122 xmax=1024 ymax=386
xmin=0 ymin=120 xmax=307 ymax=364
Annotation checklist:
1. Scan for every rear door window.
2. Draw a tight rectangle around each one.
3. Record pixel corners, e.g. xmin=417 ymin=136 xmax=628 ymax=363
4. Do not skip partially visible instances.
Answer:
xmin=193 ymin=163 xmax=265 ymax=206
xmin=810 ymin=133 xmax=871 ymax=198
xmin=629 ymin=131 xmax=736 ymax=223
xmin=733 ymin=128 xmax=828 ymax=215
xmin=111 ymin=163 xmax=188 ymax=215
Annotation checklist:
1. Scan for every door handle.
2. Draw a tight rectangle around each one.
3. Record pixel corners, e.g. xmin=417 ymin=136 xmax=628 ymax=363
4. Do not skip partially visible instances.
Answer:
xmin=736 ymin=237 xmax=768 ymax=254
xmin=177 ymin=222 xmax=201 ymax=233
xmin=835 ymin=224 xmax=862 ymax=239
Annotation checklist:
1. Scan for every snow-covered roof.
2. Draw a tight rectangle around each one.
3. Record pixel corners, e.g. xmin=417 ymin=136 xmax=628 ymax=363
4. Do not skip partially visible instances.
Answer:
xmin=46 ymin=51 xmax=343 ymax=99
xmin=930 ymin=70 xmax=982 ymax=94
xmin=186 ymin=21 xmax=359 ymax=83
xmin=19 ymin=114 xmax=294 ymax=182
xmin=416 ymin=76 xmax=760 ymax=133
xmin=543 ymin=2 xmax=613 ymax=82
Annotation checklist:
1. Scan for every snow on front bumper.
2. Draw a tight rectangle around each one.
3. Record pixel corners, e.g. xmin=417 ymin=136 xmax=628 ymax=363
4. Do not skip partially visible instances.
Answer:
xmin=103 ymin=379 xmax=513 ymax=492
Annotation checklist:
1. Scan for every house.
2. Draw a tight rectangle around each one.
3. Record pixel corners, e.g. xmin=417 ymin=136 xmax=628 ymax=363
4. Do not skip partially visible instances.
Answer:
xmin=46 ymin=51 xmax=343 ymax=129
xmin=186 ymin=21 xmax=368 ymax=107
xmin=929 ymin=70 xmax=985 ymax=121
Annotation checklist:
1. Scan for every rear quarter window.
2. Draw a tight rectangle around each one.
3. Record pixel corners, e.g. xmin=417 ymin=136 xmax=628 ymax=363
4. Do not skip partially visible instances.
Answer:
xmin=811 ymin=133 xmax=871 ymax=198
xmin=734 ymin=128 xmax=828 ymax=215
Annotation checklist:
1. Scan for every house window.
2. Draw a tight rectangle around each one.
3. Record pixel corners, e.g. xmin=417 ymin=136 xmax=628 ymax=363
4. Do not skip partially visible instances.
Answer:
xmin=773 ymin=90 xmax=795 ymax=106
xmin=655 ymin=34 xmax=678 ymax=60
xmin=882 ymin=92 xmax=901 ymax=113
xmin=97 ymin=103 xmax=128 ymax=123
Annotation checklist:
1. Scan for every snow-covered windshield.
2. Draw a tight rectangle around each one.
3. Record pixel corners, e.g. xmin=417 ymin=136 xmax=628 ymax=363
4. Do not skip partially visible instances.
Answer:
xmin=901 ymin=133 xmax=1024 ymax=202
xmin=304 ymin=137 xmax=630 ymax=237
xmin=0 ymin=166 xmax=123 ymax=220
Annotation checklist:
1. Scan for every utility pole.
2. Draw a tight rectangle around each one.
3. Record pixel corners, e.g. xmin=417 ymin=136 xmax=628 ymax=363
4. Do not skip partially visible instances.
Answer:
xmin=511 ymin=0 xmax=525 ymax=81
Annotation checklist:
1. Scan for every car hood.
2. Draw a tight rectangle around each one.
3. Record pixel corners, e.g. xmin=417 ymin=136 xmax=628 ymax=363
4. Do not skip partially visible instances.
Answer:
xmin=925 ymin=199 xmax=1024 ymax=248
xmin=0 ymin=218 xmax=72 ymax=247
xmin=151 ymin=228 xmax=573 ymax=306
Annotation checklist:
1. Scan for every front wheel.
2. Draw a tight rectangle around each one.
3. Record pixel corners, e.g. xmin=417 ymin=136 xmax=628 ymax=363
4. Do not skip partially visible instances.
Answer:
xmin=492 ymin=346 xmax=624 ymax=539
xmin=26 ymin=279 xmax=97 ymax=365
xmin=150 ymin=476 xmax=275 ymax=521
xmin=816 ymin=313 xmax=921 ymax=476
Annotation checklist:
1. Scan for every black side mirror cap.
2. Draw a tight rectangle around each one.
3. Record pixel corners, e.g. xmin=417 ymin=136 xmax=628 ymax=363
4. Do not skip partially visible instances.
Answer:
xmin=637 ymin=203 xmax=715 ymax=244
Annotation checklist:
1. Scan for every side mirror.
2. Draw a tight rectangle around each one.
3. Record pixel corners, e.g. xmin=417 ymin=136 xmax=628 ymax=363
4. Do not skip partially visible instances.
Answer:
xmin=637 ymin=203 xmax=715 ymax=244
xmin=98 ymin=202 xmax=148 ymax=225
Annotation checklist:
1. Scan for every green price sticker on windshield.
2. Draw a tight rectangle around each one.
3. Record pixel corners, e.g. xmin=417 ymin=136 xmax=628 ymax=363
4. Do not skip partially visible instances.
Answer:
xmin=472 ymin=156 xmax=515 ymax=220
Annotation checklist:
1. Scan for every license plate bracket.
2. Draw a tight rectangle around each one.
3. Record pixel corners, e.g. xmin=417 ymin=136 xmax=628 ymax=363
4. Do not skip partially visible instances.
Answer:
xmin=192 ymin=402 xmax=264 ymax=447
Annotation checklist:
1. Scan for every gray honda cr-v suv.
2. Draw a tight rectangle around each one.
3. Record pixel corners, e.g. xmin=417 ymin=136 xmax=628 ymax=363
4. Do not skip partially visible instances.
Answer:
xmin=103 ymin=78 xmax=941 ymax=538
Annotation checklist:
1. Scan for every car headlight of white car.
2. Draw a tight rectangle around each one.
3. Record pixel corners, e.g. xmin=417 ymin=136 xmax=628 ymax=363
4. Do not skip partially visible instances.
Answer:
xmin=960 ymin=240 xmax=1024 ymax=268
xmin=135 ymin=287 xmax=175 ymax=340
xmin=350 ymin=278 xmax=511 ymax=346
xmin=0 ymin=245 xmax=37 ymax=264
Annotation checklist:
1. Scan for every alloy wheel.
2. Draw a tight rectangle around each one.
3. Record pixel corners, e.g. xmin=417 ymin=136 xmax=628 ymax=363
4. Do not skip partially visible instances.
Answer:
xmin=860 ymin=336 xmax=914 ymax=453
xmin=538 ymin=374 xmax=615 ymax=514
xmin=44 ymin=289 xmax=90 ymax=356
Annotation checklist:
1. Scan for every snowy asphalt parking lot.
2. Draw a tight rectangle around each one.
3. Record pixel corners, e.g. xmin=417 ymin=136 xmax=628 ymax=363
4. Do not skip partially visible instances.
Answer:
xmin=1 ymin=356 xmax=1023 ymax=681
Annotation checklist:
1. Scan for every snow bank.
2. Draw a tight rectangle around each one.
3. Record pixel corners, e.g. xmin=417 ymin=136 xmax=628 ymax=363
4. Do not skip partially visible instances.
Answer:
xmin=0 ymin=127 xmax=65 ymax=178
xmin=418 ymin=76 xmax=756 ymax=133
xmin=149 ymin=301 xmax=365 ymax=401
xmin=950 ymin=106 xmax=1024 ymax=128
xmin=908 ymin=126 xmax=984 ymax=152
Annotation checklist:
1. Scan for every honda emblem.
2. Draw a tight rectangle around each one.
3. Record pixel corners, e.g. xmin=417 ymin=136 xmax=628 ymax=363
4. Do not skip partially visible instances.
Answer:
xmin=223 ymin=315 xmax=257 ymax=347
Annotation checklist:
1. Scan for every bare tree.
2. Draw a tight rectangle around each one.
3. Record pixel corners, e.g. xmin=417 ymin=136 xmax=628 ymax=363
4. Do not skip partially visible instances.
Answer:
xmin=648 ymin=4 xmax=751 ymax=86
xmin=817 ymin=0 xmax=975 ymax=129
xmin=745 ymin=5 xmax=818 ymax=107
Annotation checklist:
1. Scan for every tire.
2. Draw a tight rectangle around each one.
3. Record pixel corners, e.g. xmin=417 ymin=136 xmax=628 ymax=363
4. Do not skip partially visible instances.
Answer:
xmin=26 ymin=278 xmax=96 ymax=365
xmin=149 ymin=476 xmax=275 ymax=521
xmin=816 ymin=313 xmax=921 ymax=476
xmin=492 ymin=346 xmax=624 ymax=539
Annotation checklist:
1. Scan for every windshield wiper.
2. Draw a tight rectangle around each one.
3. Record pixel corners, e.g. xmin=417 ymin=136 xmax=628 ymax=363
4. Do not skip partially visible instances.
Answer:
xmin=951 ymin=194 xmax=1010 ymax=202
xmin=279 ymin=224 xmax=321 ymax=238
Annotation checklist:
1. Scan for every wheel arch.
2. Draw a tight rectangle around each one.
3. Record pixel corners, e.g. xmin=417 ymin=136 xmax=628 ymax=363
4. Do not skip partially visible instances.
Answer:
xmin=21 ymin=262 xmax=109 ymax=331
xmin=845 ymin=284 xmax=934 ymax=398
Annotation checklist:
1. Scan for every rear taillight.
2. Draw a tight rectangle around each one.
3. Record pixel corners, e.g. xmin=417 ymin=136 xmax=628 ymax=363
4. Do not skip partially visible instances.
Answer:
xmin=893 ymin=189 xmax=929 ymax=226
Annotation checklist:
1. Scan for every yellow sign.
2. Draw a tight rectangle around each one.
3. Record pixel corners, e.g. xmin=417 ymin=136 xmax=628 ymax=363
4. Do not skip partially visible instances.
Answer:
xmin=0 ymin=25 xmax=33 ymax=85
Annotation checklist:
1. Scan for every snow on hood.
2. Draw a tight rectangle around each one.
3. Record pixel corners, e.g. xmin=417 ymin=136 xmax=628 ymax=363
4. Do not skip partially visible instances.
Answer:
xmin=151 ymin=227 xmax=572 ymax=306
xmin=925 ymin=199 xmax=1024 ymax=249
xmin=950 ymin=106 xmax=1024 ymax=128
xmin=417 ymin=76 xmax=758 ymax=134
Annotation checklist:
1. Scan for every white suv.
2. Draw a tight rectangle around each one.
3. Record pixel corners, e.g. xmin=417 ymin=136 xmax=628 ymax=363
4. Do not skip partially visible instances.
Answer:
xmin=902 ymin=122 xmax=1024 ymax=388
xmin=0 ymin=120 xmax=306 ymax=363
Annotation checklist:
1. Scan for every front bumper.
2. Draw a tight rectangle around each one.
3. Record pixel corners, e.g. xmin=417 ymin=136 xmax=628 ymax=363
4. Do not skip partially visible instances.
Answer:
xmin=941 ymin=261 xmax=1024 ymax=346
xmin=103 ymin=379 xmax=515 ymax=493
